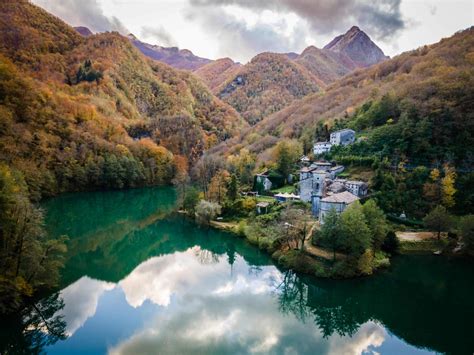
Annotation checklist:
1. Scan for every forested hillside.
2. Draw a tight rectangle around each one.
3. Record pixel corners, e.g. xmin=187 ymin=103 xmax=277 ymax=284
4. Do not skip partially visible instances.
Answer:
xmin=208 ymin=27 xmax=474 ymax=214
xmin=216 ymin=52 xmax=324 ymax=125
xmin=294 ymin=46 xmax=357 ymax=84
xmin=0 ymin=0 xmax=246 ymax=200
xmin=194 ymin=58 xmax=242 ymax=92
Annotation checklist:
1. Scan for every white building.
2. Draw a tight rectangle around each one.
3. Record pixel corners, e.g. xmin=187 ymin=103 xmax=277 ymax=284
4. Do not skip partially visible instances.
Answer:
xmin=318 ymin=191 xmax=359 ymax=223
xmin=313 ymin=142 xmax=332 ymax=155
xmin=330 ymin=129 xmax=356 ymax=146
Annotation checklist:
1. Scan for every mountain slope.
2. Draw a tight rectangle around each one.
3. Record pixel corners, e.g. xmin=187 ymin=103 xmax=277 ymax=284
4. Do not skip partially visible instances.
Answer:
xmin=194 ymin=58 xmax=242 ymax=92
xmin=294 ymin=45 xmax=357 ymax=84
xmin=0 ymin=0 xmax=246 ymax=199
xmin=216 ymin=52 xmax=325 ymax=125
xmin=209 ymin=27 xmax=474 ymax=167
xmin=324 ymin=26 xmax=388 ymax=67
xmin=295 ymin=27 xmax=387 ymax=84
xmin=128 ymin=34 xmax=212 ymax=71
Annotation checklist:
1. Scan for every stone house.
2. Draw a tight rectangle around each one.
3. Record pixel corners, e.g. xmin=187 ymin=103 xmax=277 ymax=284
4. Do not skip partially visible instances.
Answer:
xmin=299 ymin=167 xmax=327 ymax=203
xmin=330 ymin=129 xmax=356 ymax=146
xmin=345 ymin=180 xmax=368 ymax=197
xmin=318 ymin=191 xmax=359 ymax=223
xmin=329 ymin=165 xmax=344 ymax=179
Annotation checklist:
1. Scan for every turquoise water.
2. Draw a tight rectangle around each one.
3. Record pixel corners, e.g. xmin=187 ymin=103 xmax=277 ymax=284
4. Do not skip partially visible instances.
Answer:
xmin=3 ymin=187 xmax=473 ymax=354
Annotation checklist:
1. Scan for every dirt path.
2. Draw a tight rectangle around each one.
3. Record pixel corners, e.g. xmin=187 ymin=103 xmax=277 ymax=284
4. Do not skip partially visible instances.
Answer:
xmin=396 ymin=231 xmax=438 ymax=242
xmin=303 ymin=222 xmax=345 ymax=261
xmin=210 ymin=220 xmax=239 ymax=232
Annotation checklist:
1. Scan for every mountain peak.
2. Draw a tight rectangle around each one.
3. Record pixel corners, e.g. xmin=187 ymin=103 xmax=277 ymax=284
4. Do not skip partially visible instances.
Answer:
xmin=324 ymin=26 xmax=388 ymax=67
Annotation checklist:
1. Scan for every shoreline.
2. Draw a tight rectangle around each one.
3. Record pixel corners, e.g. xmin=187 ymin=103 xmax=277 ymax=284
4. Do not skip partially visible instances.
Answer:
xmin=209 ymin=219 xmax=468 ymax=278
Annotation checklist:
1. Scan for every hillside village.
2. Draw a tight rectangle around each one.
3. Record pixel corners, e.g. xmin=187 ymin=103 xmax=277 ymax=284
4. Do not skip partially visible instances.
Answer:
xmin=255 ymin=129 xmax=367 ymax=223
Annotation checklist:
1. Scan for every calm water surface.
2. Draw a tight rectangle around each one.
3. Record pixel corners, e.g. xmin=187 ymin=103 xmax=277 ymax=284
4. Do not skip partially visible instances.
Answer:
xmin=5 ymin=187 xmax=474 ymax=354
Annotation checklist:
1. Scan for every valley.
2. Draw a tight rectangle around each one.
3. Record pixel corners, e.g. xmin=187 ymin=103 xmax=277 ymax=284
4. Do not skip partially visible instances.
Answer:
xmin=0 ymin=1 xmax=473 ymax=354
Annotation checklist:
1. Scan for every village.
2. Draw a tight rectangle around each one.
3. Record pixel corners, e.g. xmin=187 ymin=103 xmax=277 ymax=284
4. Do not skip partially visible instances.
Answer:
xmin=254 ymin=128 xmax=368 ymax=223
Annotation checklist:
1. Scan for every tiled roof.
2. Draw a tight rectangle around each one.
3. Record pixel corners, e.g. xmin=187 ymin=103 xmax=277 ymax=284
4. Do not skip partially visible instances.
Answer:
xmin=332 ymin=129 xmax=355 ymax=134
xmin=346 ymin=180 xmax=367 ymax=186
xmin=321 ymin=191 xmax=359 ymax=204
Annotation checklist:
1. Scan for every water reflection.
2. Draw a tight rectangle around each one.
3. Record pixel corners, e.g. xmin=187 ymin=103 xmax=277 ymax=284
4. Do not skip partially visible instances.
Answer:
xmin=0 ymin=293 xmax=66 ymax=354
xmin=54 ymin=248 xmax=396 ymax=355
xmin=21 ymin=187 xmax=474 ymax=354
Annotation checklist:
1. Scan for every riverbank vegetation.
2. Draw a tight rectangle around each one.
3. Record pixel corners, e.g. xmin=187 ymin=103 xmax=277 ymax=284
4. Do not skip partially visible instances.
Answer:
xmin=0 ymin=164 xmax=67 ymax=313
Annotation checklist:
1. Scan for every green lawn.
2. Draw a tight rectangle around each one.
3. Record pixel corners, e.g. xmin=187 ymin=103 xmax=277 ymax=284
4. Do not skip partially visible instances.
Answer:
xmin=256 ymin=196 xmax=275 ymax=203
xmin=271 ymin=185 xmax=296 ymax=194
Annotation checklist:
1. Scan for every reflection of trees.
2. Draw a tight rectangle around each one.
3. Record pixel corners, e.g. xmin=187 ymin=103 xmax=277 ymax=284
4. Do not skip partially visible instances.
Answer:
xmin=194 ymin=248 xmax=220 ymax=265
xmin=275 ymin=270 xmax=310 ymax=323
xmin=310 ymin=295 xmax=360 ymax=338
xmin=274 ymin=271 xmax=361 ymax=338
xmin=0 ymin=293 xmax=66 ymax=354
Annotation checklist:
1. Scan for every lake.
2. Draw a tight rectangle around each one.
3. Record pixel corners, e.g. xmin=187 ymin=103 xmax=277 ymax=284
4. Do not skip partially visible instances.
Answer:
xmin=3 ymin=187 xmax=473 ymax=354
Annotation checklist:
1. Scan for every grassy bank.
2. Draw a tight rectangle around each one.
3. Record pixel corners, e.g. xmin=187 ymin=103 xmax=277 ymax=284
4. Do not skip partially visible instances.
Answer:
xmin=210 ymin=217 xmax=391 ymax=279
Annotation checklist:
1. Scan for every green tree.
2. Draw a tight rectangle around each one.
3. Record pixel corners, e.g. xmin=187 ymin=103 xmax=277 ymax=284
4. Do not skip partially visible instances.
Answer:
xmin=183 ymin=187 xmax=200 ymax=213
xmin=316 ymin=207 xmax=342 ymax=261
xmin=0 ymin=165 xmax=67 ymax=312
xmin=227 ymin=174 xmax=238 ymax=201
xmin=339 ymin=202 xmax=371 ymax=256
xmin=423 ymin=205 xmax=453 ymax=240
xmin=362 ymin=199 xmax=389 ymax=250
xmin=459 ymin=215 xmax=474 ymax=254
xmin=274 ymin=140 xmax=302 ymax=183
xmin=382 ymin=231 xmax=400 ymax=254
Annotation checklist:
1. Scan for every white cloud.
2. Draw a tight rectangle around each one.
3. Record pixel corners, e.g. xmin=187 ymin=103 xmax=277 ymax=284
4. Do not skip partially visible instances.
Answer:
xmin=57 ymin=276 xmax=115 ymax=336
xmin=32 ymin=0 xmax=128 ymax=34
xmin=33 ymin=0 xmax=474 ymax=62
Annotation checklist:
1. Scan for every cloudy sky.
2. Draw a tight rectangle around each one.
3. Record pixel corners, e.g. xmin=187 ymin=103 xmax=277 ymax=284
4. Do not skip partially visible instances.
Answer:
xmin=33 ymin=0 xmax=473 ymax=63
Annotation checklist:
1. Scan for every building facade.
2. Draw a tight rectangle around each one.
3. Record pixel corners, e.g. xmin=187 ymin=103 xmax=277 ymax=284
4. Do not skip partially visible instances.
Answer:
xmin=313 ymin=142 xmax=332 ymax=155
xmin=345 ymin=180 xmax=368 ymax=197
xmin=330 ymin=129 xmax=356 ymax=146
xmin=318 ymin=191 xmax=359 ymax=223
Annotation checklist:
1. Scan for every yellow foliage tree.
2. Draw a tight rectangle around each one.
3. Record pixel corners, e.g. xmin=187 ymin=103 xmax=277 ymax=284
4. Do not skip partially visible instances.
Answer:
xmin=208 ymin=169 xmax=230 ymax=204
xmin=441 ymin=164 xmax=457 ymax=208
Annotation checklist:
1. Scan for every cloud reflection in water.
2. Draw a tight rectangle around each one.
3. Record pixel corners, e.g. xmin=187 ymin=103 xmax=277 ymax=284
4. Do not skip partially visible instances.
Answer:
xmin=58 ymin=246 xmax=388 ymax=354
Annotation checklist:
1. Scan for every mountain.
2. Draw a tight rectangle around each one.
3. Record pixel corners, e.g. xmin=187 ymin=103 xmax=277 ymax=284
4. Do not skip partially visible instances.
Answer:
xmin=128 ymin=34 xmax=213 ymax=71
xmin=294 ymin=27 xmax=387 ymax=84
xmin=294 ymin=45 xmax=357 ymax=84
xmin=324 ymin=26 xmax=388 ymax=67
xmin=74 ymin=26 xmax=93 ymax=37
xmin=199 ymin=27 xmax=387 ymax=125
xmin=194 ymin=57 xmax=242 ymax=92
xmin=209 ymin=27 xmax=474 ymax=174
xmin=0 ymin=0 xmax=246 ymax=199
xmin=215 ymin=52 xmax=325 ymax=125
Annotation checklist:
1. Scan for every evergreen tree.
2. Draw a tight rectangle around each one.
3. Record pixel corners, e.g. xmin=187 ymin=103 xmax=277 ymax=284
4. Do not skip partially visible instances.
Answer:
xmin=382 ymin=231 xmax=400 ymax=254
xmin=228 ymin=174 xmax=238 ymax=201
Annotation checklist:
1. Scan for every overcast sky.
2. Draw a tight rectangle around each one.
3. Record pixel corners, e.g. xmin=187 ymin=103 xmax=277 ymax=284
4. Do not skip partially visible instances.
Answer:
xmin=33 ymin=0 xmax=473 ymax=63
